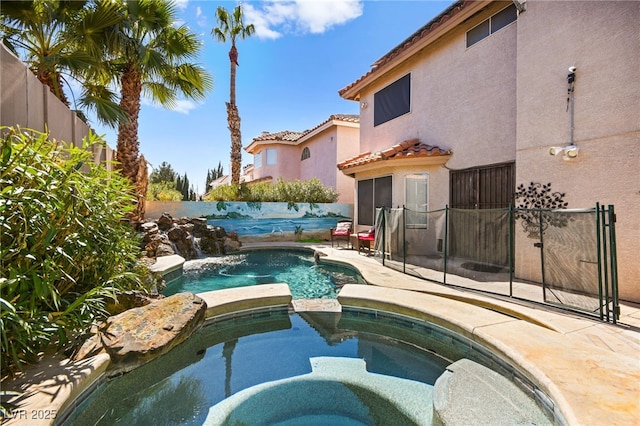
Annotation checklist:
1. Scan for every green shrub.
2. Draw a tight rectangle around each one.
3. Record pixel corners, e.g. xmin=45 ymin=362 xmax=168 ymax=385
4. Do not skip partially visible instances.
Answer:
xmin=204 ymin=178 xmax=338 ymax=203
xmin=147 ymin=181 xmax=183 ymax=201
xmin=0 ymin=127 xmax=145 ymax=372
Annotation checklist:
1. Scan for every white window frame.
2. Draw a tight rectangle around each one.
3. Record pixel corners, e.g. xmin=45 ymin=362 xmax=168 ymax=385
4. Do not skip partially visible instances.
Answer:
xmin=266 ymin=148 xmax=277 ymax=166
xmin=405 ymin=173 xmax=429 ymax=229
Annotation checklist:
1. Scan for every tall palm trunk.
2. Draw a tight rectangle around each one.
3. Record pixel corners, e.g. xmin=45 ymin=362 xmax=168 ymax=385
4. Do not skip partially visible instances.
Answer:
xmin=116 ymin=63 xmax=144 ymax=222
xmin=228 ymin=45 xmax=242 ymax=185
xmin=37 ymin=71 xmax=70 ymax=106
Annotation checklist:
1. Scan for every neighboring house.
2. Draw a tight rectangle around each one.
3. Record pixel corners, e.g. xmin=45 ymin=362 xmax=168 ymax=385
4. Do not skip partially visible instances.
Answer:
xmin=244 ymin=114 xmax=360 ymax=203
xmin=338 ymin=0 xmax=639 ymax=302
xmin=208 ymin=175 xmax=231 ymax=189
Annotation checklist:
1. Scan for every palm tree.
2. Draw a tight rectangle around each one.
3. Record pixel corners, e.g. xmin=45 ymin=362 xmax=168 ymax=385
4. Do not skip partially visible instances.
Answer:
xmin=212 ymin=5 xmax=255 ymax=186
xmin=0 ymin=0 xmax=125 ymax=126
xmin=101 ymin=0 xmax=212 ymax=222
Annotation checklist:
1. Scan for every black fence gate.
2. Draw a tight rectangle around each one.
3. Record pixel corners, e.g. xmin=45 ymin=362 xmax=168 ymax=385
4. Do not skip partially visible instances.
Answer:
xmin=372 ymin=203 xmax=620 ymax=322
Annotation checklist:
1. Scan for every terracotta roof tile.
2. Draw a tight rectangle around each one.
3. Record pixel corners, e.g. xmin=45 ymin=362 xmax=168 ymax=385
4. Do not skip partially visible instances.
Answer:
xmin=250 ymin=114 xmax=359 ymax=145
xmin=337 ymin=139 xmax=451 ymax=171
xmin=339 ymin=0 xmax=468 ymax=99
xmin=252 ymin=130 xmax=305 ymax=142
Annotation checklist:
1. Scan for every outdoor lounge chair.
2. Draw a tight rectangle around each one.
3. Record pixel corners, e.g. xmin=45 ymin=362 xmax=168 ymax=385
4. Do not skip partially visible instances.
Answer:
xmin=357 ymin=227 xmax=375 ymax=255
xmin=330 ymin=220 xmax=352 ymax=248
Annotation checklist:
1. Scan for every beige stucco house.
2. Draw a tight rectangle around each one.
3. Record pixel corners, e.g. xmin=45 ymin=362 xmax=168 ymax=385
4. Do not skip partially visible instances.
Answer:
xmin=244 ymin=114 xmax=360 ymax=203
xmin=338 ymin=0 xmax=639 ymax=302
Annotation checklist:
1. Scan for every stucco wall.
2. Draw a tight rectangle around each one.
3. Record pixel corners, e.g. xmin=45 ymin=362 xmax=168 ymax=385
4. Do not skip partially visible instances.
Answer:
xmin=253 ymin=143 xmax=300 ymax=181
xmin=300 ymin=127 xmax=338 ymax=187
xmin=298 ymin=125 xmax=359 ymax=204
xmin=515 ymin=0 xmax=640 ymax=302
xmin=357 ymin=1 xmax=517 ymax=170
xmin=0 ymin=44 xmax=113 ymax=168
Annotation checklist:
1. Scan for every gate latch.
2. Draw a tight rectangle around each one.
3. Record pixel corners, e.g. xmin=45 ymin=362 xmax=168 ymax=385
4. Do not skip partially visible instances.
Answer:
xmin=533 ymin=242 xmax=543 ymax=248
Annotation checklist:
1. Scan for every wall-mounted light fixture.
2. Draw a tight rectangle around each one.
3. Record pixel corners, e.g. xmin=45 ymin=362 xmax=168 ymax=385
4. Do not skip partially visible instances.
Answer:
xmin=564 ymin=145 xmax=579 ymax=159
xmin=549 ymin=147 xmax=564 ymax=156
xmin=548 ymin=145 xmax=579 ymax=159
xmin=360 ymin=101 xmax=368 ymax=109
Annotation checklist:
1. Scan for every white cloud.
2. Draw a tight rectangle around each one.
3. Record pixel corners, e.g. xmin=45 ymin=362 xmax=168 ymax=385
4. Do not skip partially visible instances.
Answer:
xmin=170 ymin=99 xmax=199 ymax=115
xmin=142 ymin=98 xmax=198 ymax=115
xmin=243 ymin=0 xmax=363 ymax=40
xmin=173 ymin=0 xmax=189 ymax=11
xmin=195 ymin=6 xmax=208 ymax=28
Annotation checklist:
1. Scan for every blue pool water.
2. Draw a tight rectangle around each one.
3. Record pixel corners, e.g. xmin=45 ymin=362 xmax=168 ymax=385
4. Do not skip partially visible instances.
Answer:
xmin=162 ymin=249 xmax=366 ymax=299
xmin=64 ymin=311 xmax=453 ymax=426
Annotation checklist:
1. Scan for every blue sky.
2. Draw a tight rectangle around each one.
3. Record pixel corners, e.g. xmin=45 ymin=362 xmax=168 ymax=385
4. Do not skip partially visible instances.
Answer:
xmin=91 ymin=1 xmax=455 ymax=193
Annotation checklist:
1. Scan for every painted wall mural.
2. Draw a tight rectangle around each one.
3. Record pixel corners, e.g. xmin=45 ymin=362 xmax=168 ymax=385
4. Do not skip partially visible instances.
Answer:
xmin=146 ymin=201 xmax=353 ymax=236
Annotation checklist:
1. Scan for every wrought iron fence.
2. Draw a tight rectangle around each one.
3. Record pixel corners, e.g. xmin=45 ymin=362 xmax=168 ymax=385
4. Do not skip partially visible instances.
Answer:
xmin=371 ymin=204 xmax=619 ymax=322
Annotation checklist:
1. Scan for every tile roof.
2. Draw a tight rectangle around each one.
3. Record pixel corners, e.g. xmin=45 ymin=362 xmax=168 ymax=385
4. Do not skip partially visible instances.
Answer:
xmin=339 ymin=0 xmax=468 ymax=99
xmin=337 ymin=138 xmax=452 ymax=171
xmin=249 ymin=114 xmax=360 ymax=145
xmin=252 ymin=130 xmax=305 ymax=142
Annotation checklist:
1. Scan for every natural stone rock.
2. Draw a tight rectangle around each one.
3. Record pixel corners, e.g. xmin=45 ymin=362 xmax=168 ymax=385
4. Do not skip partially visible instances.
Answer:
xmin=104 ymin=291 xmax=163 ymax=316
xmin=75 ymin=293 xmax=207 ymax=375
xmin=157 ymin=212 xmax=174 ymax=231
xmin=140 ymin=213 xmax=241 ymax=260
xmin=155 ymin=243 xmax=175 ymax=257
xmin=224 ymin=236 xmax=241 ymax=253
xmin=141 ymin=222 xmax=159 ymax=235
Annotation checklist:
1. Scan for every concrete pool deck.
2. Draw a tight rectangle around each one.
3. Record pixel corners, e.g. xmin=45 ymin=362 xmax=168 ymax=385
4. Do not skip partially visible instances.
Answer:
xmin=3 ymin=243 xmax=639 ymax=425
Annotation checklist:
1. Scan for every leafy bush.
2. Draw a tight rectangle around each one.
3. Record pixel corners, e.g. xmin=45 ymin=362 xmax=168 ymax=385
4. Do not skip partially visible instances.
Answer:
xmin=147 ymin=181 xmax=183 ymax=201
xmin=0 ymin=127 xmax=145 ymax=372
xmin=204 ymin=178 xmax=338 ymax=203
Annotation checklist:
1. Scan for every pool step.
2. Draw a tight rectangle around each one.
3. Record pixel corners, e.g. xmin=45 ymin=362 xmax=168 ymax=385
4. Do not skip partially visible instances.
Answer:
xmin=291 ymin=299 xmax=342 ymax=313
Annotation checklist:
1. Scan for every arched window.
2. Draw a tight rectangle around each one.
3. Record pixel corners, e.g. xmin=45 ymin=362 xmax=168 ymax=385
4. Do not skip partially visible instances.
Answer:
xmin=301 ymin=147 xmax=310 ymax=161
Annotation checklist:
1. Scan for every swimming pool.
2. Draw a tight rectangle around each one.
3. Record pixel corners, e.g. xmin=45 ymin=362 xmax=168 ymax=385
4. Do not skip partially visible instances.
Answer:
xmin=162 ymin=248 xmax=367 ymax=299
xmin=62 ymin=309 xmax=554 ymax=425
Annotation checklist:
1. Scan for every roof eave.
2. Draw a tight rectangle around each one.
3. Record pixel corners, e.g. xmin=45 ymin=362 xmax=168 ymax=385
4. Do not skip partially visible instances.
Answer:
xmin=339 ymin=0 xmax=485 ymax=101
xmin=298 ymin=119 xmax=360 ymax=144
xmin=339 ymin=154 xmax=451 ymax=176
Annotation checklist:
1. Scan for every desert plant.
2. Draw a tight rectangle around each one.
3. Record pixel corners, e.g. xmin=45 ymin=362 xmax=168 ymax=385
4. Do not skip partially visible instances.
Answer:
xmin=0 ymin=127 xmax=145 ymax=372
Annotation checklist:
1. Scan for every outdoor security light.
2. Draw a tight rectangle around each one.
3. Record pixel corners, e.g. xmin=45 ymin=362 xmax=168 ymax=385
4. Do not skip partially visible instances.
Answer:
xmin=564 ymin=146 xmax=579 ymax=158
xmin=549 ymin=147 xmax=564 ymax=156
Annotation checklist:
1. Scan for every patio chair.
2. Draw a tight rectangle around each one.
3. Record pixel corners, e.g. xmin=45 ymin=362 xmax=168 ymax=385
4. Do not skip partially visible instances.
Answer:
xmin=330 ymin=220 xmax=352 ymax=248
xmin=357 ymin=227 xmax=375 ymax=255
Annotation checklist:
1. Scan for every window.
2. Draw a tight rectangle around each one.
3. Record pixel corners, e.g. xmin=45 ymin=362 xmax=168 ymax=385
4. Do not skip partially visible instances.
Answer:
xmin=357 ymin=176 xmax=392 ymax=226
xmin=405 ymin=173 xmax=429 ymax=228
xmin=301 ymin=147 xmax=310 ymax=161
xmin=266 ymin=148 xmax=277 ymax=165
xmin=466 ymin=4 xmax=517 ymax=48
xmin=374 ymin=74 xmax=411 ymax=126
xmin=254 ymin=152 xmax=262 ymax=169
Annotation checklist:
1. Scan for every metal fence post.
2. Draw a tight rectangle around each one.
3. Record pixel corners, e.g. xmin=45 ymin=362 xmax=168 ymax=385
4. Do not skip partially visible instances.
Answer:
xmin=600 ymin=204 xmax=611 ymax=321
xmin=539 ymin=209 xmax=547 ymax=302
xmin=509 ymin=204 xmax=514 ymax=297
xmin=402 ymin=206 xmax=406 ymax=274
xmin=444 ymin=205 xmax=448 ymax=285
xmin=595 ymin=202 xmax=604 ymax=320
xmin=608 ymin=204 xmax=620 ymax=323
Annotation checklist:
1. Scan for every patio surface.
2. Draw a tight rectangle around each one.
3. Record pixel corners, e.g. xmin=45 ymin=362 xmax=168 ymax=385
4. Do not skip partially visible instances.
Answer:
xmin=3 ymin=242 xmax=639 ymax=425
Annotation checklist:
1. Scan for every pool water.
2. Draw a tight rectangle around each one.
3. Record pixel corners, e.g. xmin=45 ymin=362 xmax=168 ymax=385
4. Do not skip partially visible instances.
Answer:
xmin=64 ymin=311 xmax=454 ymax=426
xmin=162 ymin=249 xmax=367 ymax=299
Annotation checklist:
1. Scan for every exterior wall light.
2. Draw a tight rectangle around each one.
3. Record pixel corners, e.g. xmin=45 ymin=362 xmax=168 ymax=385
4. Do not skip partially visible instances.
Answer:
xmin=549 ymin=147 xmax=564 ymax=156
xmin=564 ymin=145 xmax=579 ymax=159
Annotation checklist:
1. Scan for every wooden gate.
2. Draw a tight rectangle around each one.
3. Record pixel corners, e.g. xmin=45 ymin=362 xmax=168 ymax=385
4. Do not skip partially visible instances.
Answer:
xmin=449 ymin=163 xmax=514 ymax=265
